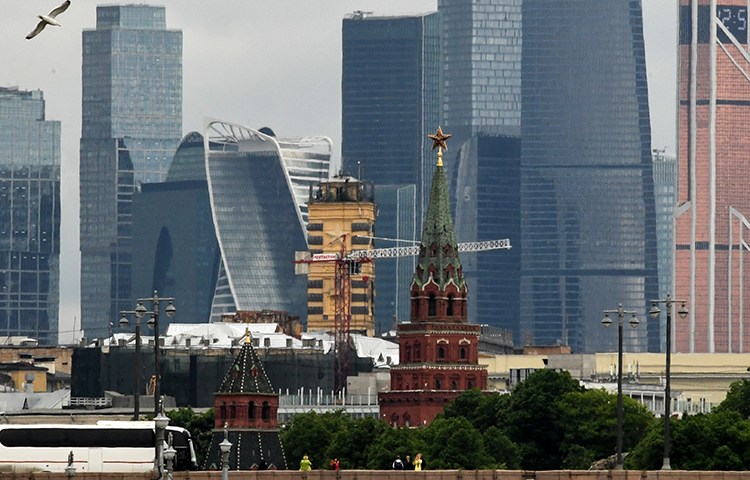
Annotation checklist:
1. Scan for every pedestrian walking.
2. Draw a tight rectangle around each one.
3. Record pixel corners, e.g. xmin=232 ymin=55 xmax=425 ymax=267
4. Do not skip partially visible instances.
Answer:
xmin=392 ymin=455 xmax=404 ymax=470
xmin=299 ymin=454 xmax=312 ymax=471
xmin=413 ymin=453 xmax=423 ymax=471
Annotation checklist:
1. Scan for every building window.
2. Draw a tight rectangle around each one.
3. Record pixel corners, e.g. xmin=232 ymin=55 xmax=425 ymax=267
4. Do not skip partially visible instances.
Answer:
xmin=460 ymin=347 xmax=467 ymax=360
xmin=404 ymin=344 xmax=412 ymax=362
xmin=229 ymin=402 xmax=236 ymax=419
xmin=248 ymin=401 xmax=256 ymax=420
xmin=438 ymin=346 xmax=446 ymax=361
xmin=414 ymin=342 xmax=421 ymax=361
xmin=262 ymin=401 xmax=271 ymax=421
xmin=435 ymin=378 xmax=441 ymax=389
xmin=447 ymin=294 xmax=454 ymax=316
xmin=428 ymin=294 xmax=437 ymax=317
xmin=220 ymin=402 xmax=227 ymax=420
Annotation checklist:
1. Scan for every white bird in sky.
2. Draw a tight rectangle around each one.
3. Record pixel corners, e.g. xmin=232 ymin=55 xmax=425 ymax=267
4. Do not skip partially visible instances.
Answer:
xmin=26 ymin=0 xmax=71 ymax=40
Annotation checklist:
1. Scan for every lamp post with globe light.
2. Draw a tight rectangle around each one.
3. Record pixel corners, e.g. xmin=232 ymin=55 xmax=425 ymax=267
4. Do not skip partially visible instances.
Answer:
xmin=649 ymin=293 xmax=688 ymax=470
xmin=602 ymin=303 xmax=640 ymax=469
xmin=121 ymin=290 xmax=175 ymax=415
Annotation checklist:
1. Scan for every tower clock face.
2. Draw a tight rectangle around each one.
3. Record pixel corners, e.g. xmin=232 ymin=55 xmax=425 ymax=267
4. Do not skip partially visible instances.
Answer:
xmin=679 ymin=5 xmax=748 ymax=44
xmin=718 ymin=5 xmax=747 ymax=42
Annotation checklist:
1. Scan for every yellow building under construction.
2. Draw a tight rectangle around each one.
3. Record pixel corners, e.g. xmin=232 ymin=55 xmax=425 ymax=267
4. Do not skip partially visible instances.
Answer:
xmin=305 ymin=176 xmax=376 ymax=336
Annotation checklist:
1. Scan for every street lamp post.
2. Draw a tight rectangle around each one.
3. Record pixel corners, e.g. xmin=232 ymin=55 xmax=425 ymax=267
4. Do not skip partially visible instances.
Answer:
xmin=119 ymin=309 xmax=143 ymax=420
xmin=219 ymin=422 xmax=232 ymax=480
xmin=154 ymin=403 xmax=170 ymax=477
xmin=122 ymin=290 xmax=176 ymax=415
xmin=649 ymin=293 xmax=688 ymax=471
xmin=602 ymin=303 xmax=640 ymax=469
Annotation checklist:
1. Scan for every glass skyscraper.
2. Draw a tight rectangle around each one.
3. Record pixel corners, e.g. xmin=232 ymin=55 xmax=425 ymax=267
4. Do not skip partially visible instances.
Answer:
xmin=520 ymin=0 xmax=659 ymax=353
xmin=438 ymin=0 xmax=522 ymax=176
xmin=0 ymin=87 xmax=60 ymax=344
xmin=80 ymin=5 xmax=182 ymax=340
xmin=454 ymin=135 xmax=521 ymax=343
xmin=341 ymin=12 xmax=439 ymax=332
xmin=204 ymin=120 xmax=331 ymax=323
xmin=131 ymin=133 xmax=220 ymax=328
xmin=653 ymin=151 xmax=676 ymax=352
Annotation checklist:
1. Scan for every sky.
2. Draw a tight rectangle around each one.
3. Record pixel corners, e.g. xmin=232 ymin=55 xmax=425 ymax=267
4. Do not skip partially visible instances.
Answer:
xmin=0 ymin=1 xmax=677 ymax=344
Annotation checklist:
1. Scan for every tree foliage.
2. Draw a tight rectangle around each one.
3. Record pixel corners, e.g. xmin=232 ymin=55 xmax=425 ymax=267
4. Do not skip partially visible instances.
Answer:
xmin=166 ymin=407 xmax=215 ymax=468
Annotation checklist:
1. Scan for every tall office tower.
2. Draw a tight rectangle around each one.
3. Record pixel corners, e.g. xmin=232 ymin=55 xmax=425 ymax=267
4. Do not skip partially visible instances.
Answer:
xmin=520 ymin=1 xmax=659 ymax=353
xmin=438 ymin=0 xmax=522 ymax=159
xmin=341 ymin=12 xmax=439 ymax=331
xmin=373 ymin=184 xmax=416 ymax=333
xmin=131 ymin=133 xmax=220 ymax=327
xmin=676 ymin=1 xmax=750 ymax=353
xmin=0 ymin=87 xmax=60 ymax=344
xmin=306 ymin=176 xmax=376 ymax=336
xmin=204 ymin=120 xmax=330 ymax=323
xmin=80 ymin=5 xmax=182 ymax=339
xmin=653 ymin=151 xmax=677 ymax=352
xmin=454 ymin=135 xmax=520 ymax=343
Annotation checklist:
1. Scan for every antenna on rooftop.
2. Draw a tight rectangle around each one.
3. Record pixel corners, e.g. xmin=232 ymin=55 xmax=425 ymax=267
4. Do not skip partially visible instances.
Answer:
xmin=351 ymin=10 xmax=373 ymax=20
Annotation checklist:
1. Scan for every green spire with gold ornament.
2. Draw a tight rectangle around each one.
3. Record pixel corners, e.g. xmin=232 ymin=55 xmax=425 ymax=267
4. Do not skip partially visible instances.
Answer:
xmin=412 ymin=127 xmax=465 ymax=291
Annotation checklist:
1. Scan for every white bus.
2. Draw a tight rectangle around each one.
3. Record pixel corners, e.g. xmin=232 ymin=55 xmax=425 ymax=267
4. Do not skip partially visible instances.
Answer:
xmin=0 ymin=421 xmax=197 ymax=473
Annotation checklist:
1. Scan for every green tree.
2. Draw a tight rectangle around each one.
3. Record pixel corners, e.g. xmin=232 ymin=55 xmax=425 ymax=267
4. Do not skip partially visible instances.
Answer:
xmin=166 ymin=407 xmax=215 ymax=467
xmin=327 ymin=416 xmax=387 ymax=469
xmin=503 ymin=369 xmax=584 ymax=469
xmin=421 ymin=416 xmax=492 ymax=469
xmin=280 ymin=410 xmax=350 ymax=469
xmin=623 ymin=420 xmax=664 ymax=470
xmin=364 ymin=424 xmax=424 ymax=470
xmin=555 ymin=389 xmax=653 ymax=469
xmin=443 ymin=389 xmax=511 ymax=433
xmin=482 ymin=425 xmax=520 ymax=469
xmin=715 ymin=379 xmax=750 ymax=418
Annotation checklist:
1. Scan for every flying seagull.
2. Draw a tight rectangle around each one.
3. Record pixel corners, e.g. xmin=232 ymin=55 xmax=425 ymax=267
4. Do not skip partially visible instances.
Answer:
xmin=26 ymin=0 xmax=71 ymax=40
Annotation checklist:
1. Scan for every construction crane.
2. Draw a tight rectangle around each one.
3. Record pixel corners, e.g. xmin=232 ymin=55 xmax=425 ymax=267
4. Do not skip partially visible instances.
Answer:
xmin=298 ymin=236 xmax=512 ymax=393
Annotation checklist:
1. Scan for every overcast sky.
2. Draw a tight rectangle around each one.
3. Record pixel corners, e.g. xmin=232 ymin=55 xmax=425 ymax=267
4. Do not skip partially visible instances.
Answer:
xmin=0 ymin=1 xmax=677 ymax=343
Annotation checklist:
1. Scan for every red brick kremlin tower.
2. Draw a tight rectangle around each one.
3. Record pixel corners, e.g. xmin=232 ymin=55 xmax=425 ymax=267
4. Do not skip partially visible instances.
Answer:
xmin=379 ymin=127 xmax=488 ymax=427
xmin=203 ymin=331 xmax=287 ymax=470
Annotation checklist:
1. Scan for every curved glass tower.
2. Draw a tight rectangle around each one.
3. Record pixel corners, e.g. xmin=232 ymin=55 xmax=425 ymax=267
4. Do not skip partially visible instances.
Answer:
xmin=204 ymin=120 xmax=332 ymax=322
xmin=520 ymin=0 xmax=659 ymax=353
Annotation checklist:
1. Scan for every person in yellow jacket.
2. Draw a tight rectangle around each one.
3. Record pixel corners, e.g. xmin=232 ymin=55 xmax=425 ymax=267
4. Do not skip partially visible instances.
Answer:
xmin=413 ymin=453 xmax=423 ymax=471
xmin=299 ymin=455 xmax=312 ymax=471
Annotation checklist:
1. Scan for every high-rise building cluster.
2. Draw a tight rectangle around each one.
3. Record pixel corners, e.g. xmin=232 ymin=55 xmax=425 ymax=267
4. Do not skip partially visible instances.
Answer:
xmin=10 ymin=1 xmax=747 ymax=357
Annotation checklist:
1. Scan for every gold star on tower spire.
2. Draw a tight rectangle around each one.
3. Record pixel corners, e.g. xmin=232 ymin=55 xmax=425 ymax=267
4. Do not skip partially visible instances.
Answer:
xmin=427 ymin=126 xmax=452 ymax=167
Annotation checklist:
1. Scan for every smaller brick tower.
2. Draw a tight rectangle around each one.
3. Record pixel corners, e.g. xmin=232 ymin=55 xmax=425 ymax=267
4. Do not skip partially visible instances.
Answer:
xmin=379 ymin=128 xmax=488 ymax=427
xmin=203 ymin=331 xmax=287 ymax=470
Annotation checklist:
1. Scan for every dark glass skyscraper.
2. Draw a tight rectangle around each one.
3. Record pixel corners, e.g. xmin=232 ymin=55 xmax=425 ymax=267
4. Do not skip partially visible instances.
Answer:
xmin=131 ymin=133 xmax=219 ymax=328
xmin=80 ymin=5 xmax=182 ymax=339
xmin=0 ymin=87 xmax=60 ymax=344
xmin=520 ymin=0 xmax=659 ymax=353
xmin=341 ymin=12 xmax=439 ymax=332
xmin=454 ymin=135 xmax=521 ymax=341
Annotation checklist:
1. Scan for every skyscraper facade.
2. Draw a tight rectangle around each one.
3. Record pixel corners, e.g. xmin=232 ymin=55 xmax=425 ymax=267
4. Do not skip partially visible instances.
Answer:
xmin=0 ymin=87 xmax=60 ymax=344
xmin=676 ymin=0 xmax=750 ymax=352
xmin=131 ymin=133 xmax=220 ymax=328
xmin=653 ymin=151 xmax=677 ymax=352
xmin=203 ymin=120 xmax=331 ymax=323
xmin=341 ymin=12 xmax=439 ymax=332
xmin=80 ymin=5 xmax=182 ymax=339
xmin=520 ymin=0 xmax=659 ymax=353
xmin=438 ymin=0 xmax=522 ymax=153
xmin=454 ymin=135 xmax=521 ymax=343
